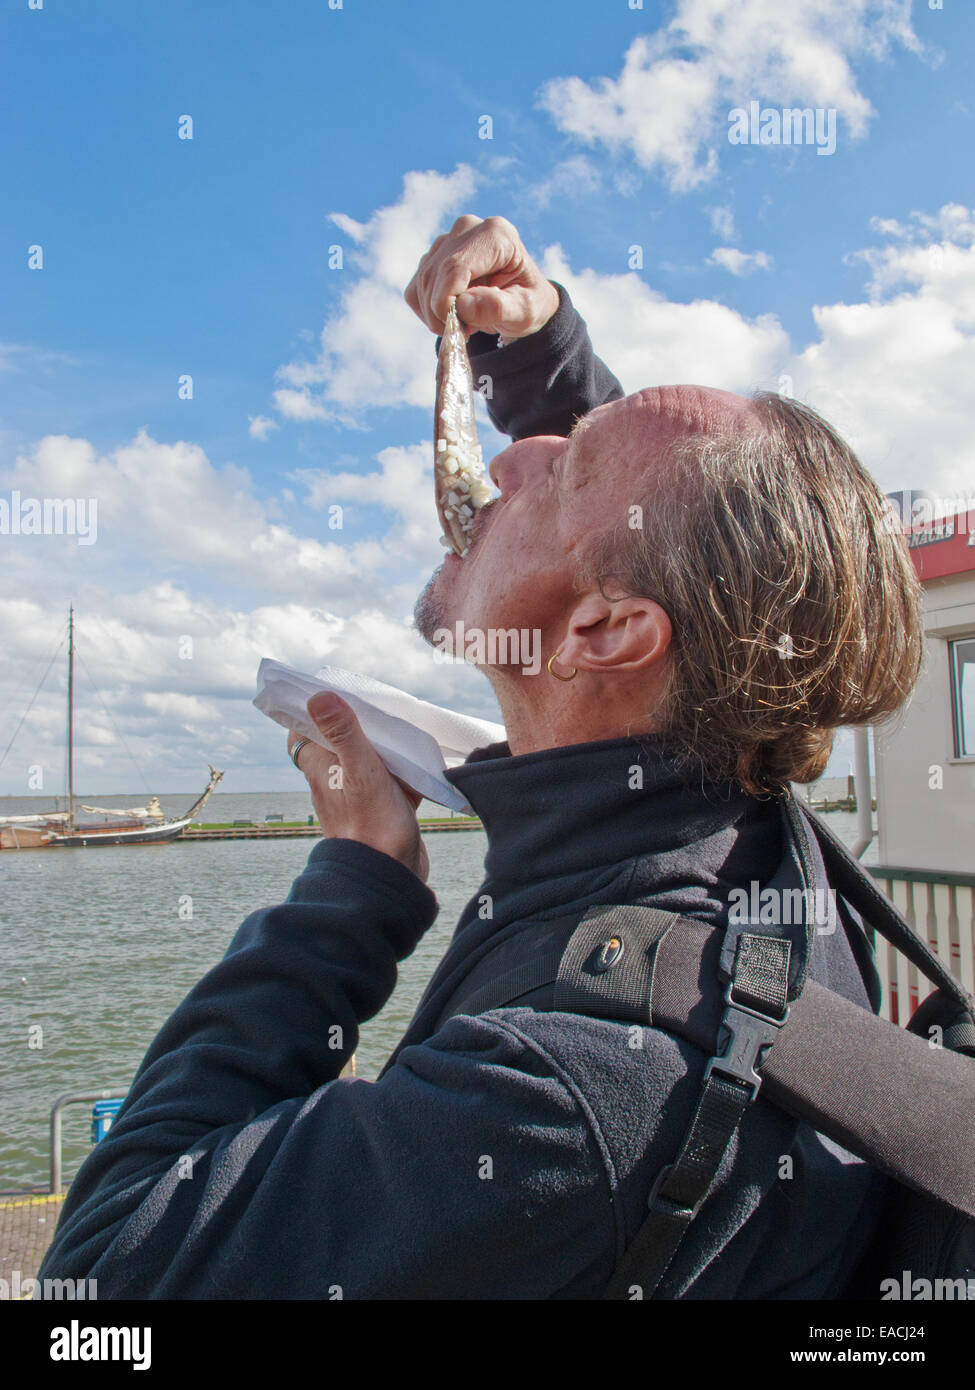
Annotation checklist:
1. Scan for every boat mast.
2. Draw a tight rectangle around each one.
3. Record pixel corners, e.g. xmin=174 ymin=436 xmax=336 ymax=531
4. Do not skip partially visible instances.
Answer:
xmin=181 ymin=764 xmax=225 ymax=822
xmin=67 ymin=605 xmax=75 ymax=828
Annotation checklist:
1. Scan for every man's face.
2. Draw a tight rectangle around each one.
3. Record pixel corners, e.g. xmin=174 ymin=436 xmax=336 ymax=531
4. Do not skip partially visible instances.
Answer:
xmin=415 ymin=385 xmax=759 ymax=667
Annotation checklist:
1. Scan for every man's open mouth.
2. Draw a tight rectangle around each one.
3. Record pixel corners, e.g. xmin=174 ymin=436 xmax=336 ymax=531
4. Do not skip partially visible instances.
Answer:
xmin=467 ymin=499 xmax=498 ymax=552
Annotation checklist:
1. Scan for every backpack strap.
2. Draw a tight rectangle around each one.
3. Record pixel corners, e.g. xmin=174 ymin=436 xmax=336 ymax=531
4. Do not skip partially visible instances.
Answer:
xmin=441 ymin=903 xmax=975 ymax=1225
xmin=650 ymin=908 xmax=975 ymax=1219
xmin=600 ymin=929 xmax=792 ymax=1299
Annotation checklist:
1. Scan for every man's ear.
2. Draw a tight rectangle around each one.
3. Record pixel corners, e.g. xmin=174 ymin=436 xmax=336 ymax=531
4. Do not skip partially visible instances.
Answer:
xmin=560 ymin=593 xmax=672 ymax=673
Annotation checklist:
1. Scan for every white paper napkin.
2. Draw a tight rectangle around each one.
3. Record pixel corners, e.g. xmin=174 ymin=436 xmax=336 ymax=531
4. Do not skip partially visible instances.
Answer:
xmin=253 ymin=658 xmax=506 ymax=814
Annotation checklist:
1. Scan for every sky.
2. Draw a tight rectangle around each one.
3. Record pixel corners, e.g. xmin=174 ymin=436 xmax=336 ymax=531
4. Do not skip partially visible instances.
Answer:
xmin=1 ymin=0 xmax=973 ymax=795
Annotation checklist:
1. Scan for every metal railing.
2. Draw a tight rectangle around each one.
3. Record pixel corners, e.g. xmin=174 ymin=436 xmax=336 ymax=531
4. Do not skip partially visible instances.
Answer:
xmin=869 ymin=868 xmax=975 ymax=1024
xmin=49 ymin=1089 xmax=127 ymax=1194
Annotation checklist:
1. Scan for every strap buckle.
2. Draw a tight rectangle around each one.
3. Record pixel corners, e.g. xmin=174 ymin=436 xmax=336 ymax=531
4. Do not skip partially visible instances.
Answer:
xmin=646 ymin=1163 xmax=708 ymax=1220
xmin=703 ymin=984 xmax=790 ymax=1102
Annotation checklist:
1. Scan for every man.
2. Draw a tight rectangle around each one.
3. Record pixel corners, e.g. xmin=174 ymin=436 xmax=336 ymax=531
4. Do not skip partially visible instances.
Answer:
xmin=39 ymin=216 xmax=921 ymax=1299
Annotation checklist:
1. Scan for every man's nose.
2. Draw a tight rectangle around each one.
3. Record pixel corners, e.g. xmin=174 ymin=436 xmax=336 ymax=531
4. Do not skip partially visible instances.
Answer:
xmin=489 ymin=436 xmax=563 ymax=498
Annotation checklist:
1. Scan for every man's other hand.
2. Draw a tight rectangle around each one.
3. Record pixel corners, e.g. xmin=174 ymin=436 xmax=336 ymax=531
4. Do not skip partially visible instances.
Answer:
xmin=405 ymin=214 xmax=560 ymax=342
xmin=290 ymin=693 xmax=430 ymax=883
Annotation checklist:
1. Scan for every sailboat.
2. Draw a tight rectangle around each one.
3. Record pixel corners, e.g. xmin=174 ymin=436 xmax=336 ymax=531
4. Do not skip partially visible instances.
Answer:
xmin=0 ymin=607 xmax=224 ymax=849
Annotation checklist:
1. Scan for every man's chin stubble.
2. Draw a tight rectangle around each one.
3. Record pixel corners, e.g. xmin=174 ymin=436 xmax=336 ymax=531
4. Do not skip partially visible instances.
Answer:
xmin=413 ymin=564 xmax=449 ymax=645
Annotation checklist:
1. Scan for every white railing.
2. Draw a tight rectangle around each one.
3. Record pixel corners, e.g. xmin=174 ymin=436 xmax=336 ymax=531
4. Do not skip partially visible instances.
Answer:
xmin=869 ymin=870 xmax=975 ymax=1024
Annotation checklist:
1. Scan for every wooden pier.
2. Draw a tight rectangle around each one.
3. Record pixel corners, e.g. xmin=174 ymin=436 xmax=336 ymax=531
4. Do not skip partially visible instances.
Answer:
xmin=806 ymin=795 xmax=876 ymax=813
xmin=0 ymin=1190 xmax=65 ymax=1294
xmin=178 ymin=817 xmax=483 ymax=841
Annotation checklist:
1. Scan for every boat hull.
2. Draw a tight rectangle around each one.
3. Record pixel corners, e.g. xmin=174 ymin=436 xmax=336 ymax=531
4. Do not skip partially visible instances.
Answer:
xmin=0 ymin=825 xmax=55 ymax=849
xmin=47 ymin=818 xmax=193 ymax=847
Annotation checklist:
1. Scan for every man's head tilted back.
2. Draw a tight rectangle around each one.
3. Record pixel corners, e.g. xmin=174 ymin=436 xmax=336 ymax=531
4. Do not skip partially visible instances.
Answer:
xmin=415 ymin=384 xmax=922 ymax=792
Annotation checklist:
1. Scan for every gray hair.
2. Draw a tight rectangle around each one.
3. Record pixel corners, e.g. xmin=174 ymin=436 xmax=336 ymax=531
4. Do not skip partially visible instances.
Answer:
xmin=577 ymin=392 xmax=923 ymax=793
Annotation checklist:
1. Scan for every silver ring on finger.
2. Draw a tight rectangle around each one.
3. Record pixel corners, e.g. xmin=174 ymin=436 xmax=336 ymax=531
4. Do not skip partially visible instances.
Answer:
xmin=290 ymin=737 xmax=313 ymax=771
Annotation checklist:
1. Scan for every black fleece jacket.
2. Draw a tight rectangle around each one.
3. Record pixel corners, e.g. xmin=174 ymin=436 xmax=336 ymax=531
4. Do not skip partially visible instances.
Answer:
xmin=38 ymin=284 xmax=885 ymax=1300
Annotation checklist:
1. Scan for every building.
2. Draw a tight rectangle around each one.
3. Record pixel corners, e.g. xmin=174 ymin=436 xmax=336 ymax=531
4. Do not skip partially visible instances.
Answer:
xmin=875 ymin=516 xmax=975 ymax=873
xmin=870 ymin=505 xmax=975 ymax=1021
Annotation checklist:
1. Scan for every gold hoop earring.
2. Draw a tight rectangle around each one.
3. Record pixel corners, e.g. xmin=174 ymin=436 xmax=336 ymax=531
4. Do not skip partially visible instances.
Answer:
xmin=547 ymin=651 xmax=578 ymax=681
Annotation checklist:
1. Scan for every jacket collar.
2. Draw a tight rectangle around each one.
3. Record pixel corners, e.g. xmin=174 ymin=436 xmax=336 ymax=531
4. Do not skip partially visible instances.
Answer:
xmin=380 ymin=734 xmax=779 ymax=1075
xmin=445 ymin=733 xmax=761 ymax=891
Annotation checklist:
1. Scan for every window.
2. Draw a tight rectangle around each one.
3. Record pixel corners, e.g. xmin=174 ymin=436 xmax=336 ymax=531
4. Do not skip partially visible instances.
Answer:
xmin=950 ymin=638 xmax=975 ymax=758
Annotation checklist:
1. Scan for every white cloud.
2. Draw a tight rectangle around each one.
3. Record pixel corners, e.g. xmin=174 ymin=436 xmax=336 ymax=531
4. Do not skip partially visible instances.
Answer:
xmin=539 ymin=243 xmax=788 ymax=393
xmin=0 ymin=429 xmax=391 ymax=607
xmin=270 ymin=166 xmax=478 ymax=422
xmin=0 ymin=587 xmax=503 ymax=795
xmin=528 ymin=155 xmax=603 ymax=209
xmin=271 ymin=388 xmax=334 ymax=423
xmin=707 ymin=205 xmax=737 ymax=240
xmin=328 ymin=212 xmax=369 ymax=244
xmin=0 ymin=419 xmax=503 ymax=791
xmin=292 ymin=441 xmax=447 ymax=567
xmin=537 ymin=0 xmax=926 ymax=191
xmin=857 ymin=204 xmax=975 ymax=297
xmin=143 ymin=690 xmax=218 ymax=732
xmin=791 ymin=205 xmax=975 ymax=494
xmin=248 ymin=414 xmax=279 ymax=440
xmin=539 ymin=205 xmax=975 ymax=499
xmin=0 ymin=342 xmax=81 ymax=373
xmin=708 ymin=246 xmax=772 ymax=276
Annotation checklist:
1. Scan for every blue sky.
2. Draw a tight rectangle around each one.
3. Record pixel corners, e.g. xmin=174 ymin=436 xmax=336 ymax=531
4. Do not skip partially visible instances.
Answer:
xmin=2 ymin=0 xmax=973 ymax=794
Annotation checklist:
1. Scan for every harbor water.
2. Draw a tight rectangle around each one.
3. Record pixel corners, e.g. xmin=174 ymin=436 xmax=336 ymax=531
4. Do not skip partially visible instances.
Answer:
xmin=0 ymin=785 xmax=875 ymax=1191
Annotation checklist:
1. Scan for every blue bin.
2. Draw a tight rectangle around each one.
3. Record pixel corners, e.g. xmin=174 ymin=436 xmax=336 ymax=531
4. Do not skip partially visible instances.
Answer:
xmin=90 ymin=1098 xmax=125 ymax=1144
